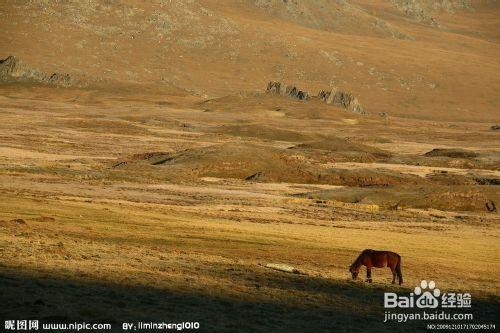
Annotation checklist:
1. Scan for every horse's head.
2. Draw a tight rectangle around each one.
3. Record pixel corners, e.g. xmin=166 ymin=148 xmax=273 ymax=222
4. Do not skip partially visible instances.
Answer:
xmin=349 ymin=264 xmax=359 ymax=279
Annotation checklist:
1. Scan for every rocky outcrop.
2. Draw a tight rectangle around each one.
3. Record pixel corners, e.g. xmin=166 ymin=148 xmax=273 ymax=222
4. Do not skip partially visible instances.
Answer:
xmin=0 ymin=56 xmax=81 ymax=87
xmin=486 ymin=200 xmax=497 ymax=212
xmin=254 ymin=0 xmax=413 ymax=40
xmin=391 ymin=0 xmax=474 ymax=27
xmin=266 ymin=81 xmax=364 ymax=113
xmin=266 ymin=81 xmax=310 ymax=100
xmin=286 ymin=86 xmax=310 ymax=100
xmin=317 ymin=89 xmax=364 ymax=114
xmin=391 ymin=0 xmax=439 ymax=26
xmin=266 ymin=81 xmax=287 ymax=95
xmin=0 ymin=56 xmax=41 ymax=81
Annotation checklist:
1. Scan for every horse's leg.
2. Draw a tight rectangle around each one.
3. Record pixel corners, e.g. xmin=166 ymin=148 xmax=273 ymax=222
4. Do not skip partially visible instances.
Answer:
xmin=366 ymin=266 xmax=372 ymax=283
xmin=396 ymin=259 xmax=403 ymax=285
xmin=390 ymin=266 xmax=396 ymax=284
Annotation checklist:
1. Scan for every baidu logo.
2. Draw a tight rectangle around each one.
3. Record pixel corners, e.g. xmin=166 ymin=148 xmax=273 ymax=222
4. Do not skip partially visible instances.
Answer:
xmin=414 ymin=280 xmax=440 ymax=308
xmin=384 ymin=280 xmax=471 ymax=309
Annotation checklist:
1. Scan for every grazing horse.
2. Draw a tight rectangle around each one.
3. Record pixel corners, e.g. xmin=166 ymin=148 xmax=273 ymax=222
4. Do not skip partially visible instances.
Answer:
xmin=349 ymin=249 xmax=403 ymax=285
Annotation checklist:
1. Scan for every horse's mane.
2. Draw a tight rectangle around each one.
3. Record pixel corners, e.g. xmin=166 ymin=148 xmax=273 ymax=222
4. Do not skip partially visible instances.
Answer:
xmin=351 ymin=249 xmax=372 ymax=268
xmin=351 ymin=254 xmax=362 ymax=268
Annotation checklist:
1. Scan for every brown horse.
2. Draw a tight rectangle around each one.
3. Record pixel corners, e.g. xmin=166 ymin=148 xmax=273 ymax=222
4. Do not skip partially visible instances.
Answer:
xmin=349 ymin=249 xmax=403 ymax=285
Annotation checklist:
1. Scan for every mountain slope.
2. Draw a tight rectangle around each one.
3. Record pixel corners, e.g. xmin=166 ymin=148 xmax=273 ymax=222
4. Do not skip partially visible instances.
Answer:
xmin=0 ymin=0 xmax=499 ymax=121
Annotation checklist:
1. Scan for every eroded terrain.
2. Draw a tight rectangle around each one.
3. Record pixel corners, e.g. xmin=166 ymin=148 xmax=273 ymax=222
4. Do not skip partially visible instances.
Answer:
xmin=0 ymin=85 xmax=498 ymax=331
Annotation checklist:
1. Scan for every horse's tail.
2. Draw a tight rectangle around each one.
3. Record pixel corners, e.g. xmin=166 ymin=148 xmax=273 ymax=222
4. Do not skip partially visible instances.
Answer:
xmin=396 ymin=256 xmax=403 ymax=285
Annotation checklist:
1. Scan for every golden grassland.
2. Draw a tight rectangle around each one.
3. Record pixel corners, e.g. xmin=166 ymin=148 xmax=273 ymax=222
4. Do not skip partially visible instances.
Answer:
xmin=1 ymin=1 xmax=500 ymax=330
xmin=2 ymin=192 xmax=499 ymax=293
xmin=1 ymin=189 xmax=499 ymax=331
xmin=0 ymin=86 xmax=499 ymax=331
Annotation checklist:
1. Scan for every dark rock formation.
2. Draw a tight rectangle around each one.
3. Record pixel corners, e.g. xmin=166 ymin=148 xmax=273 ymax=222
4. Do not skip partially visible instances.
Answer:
xmin=266 ymin=81 xmax=287 ymax=95
xmin=475 ymin=178 xmax=500 ymax=186
xmin=245 ymin=171 xmax=264 ymax=181
xmin=266 ymin=81 xmax=309 ymax=100
xmin=266 ymin=81 xmax=364 ymax=113
xmin=0 ymin=55 xmax=81 ymax=87
xmin=317 ymin=88 xmax=364 ymax=114
xmin=486 ymin=200 xmax=496 ymax=212
xmin=286 ymin=85 xmax=310 ymax=100
xmin=0 ymin=56 xmax=41 ymax=81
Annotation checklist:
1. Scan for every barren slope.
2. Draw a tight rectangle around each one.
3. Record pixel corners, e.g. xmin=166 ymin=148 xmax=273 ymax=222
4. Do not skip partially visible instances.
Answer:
xmin=1 ymin=0 xmax=499 ymax=120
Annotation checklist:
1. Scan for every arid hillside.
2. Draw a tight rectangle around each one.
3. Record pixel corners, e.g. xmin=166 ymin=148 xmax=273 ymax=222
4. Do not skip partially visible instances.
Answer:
xmin=1 ymin=0 xmax=499 ymax=121
xmin=0 ymin=82 xmax=499 ymax=332
xmin=1 ymin=1 xmax=499 ymax=332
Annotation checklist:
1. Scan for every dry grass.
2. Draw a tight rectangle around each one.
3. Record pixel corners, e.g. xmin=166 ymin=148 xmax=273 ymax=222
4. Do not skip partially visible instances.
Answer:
xmin=1 ymin=1 xmax=499 ymax=329
xmin=1 ymin=191 xmax=499 ymax=331
xmin=0 ymin=85 xmax=498 ymax=331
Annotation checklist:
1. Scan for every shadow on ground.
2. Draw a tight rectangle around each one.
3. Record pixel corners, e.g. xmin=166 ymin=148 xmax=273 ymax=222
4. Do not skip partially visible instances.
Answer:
xmin=0 ymin=268 xmax=498 ymax=332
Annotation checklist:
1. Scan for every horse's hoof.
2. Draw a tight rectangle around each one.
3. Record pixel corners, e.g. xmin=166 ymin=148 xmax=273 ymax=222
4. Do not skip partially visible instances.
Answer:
xmin=365 ymin=279 xmax=372 ymax=283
